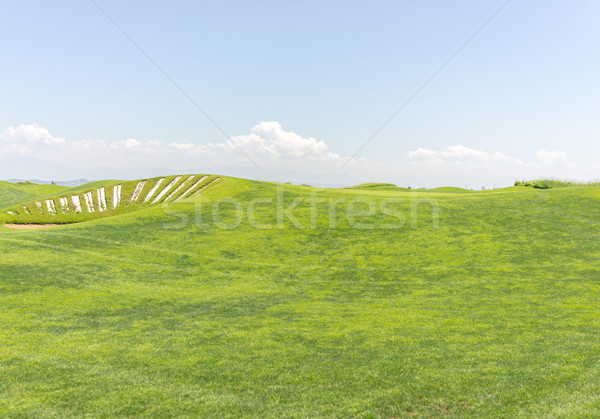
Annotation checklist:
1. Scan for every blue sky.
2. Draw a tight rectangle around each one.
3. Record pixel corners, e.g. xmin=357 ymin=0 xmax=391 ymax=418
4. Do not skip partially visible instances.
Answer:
xmin=1 ymin=0 xmax=599 ymax=187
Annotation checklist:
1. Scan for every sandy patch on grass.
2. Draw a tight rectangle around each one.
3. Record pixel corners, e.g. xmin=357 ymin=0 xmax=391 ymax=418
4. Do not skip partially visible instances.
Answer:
xmin=3 ymin=224 xmax=60 ymax=230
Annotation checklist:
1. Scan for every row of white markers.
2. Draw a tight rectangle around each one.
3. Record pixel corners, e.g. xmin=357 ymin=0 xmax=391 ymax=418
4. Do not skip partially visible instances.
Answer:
xmin=19 ymin=175 xmax=218 ymax=216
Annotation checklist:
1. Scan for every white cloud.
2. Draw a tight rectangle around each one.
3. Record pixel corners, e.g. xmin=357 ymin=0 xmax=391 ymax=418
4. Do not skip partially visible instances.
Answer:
xmin=407 ymin=147 xmax=442 ymax=163
xmin=0 ymin=122 xmax=594 ymax=187
xmin=0 ymin=123 xmax=67 ymax=147
xmin=401 ymin=144 xmax=593 ymax=187
xmin=110 ymin=139 xmax=142 ymax=150
xmin=201 ymin=121 xmax=341 ymax=162
xmin=0 ymin=122 xmax=343 ymax=172
xmin=535 ymin=149 xmax=572 ymax=166
xmin=408 ymin=145 xmax=522 ymax=164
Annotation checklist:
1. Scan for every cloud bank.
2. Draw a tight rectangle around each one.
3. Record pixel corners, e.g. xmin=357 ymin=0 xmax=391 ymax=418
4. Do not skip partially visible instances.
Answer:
xmin=407 ymin=145 xmax=523 ymax=165
xmin=0 ymin=122 xmax=594 ymax=187
xmin=0 ymin=122 xmax=343 ymax=171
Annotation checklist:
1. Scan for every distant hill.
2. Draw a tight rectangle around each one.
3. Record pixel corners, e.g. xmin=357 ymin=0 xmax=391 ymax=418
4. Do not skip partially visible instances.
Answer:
xmin=346 ymin=183 xmax=476 ymax=193
xmin=5 ymin=179 xmax=93 ymax=187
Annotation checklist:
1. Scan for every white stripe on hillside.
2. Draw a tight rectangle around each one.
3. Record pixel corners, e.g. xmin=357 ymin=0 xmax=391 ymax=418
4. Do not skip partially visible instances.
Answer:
xmin=165 ymin=175 xmax=195 ymax=201
xmin=59 ymin=197 xmax=69 ymax=212
xmin=46 ymin=200 xmax=57 ymax=215
xmin=130 ymin=181 xmax=146 ymax=203
xmin=152 ymin=176 xmax=181 ymax=203
xmin=175 ymin=176 xmax=209 ymax=201
xmin=71 ymin=196 xmax=82 ymax=213
xmin=144 ymin=178 xmax=165 ymax=202
xmin=84 ymin=192 xmax=94 ymax=213
xmin=97 ymin=187 xmax=107 ymax=212
xmin=113 ymin=185 xmax=121 ymax=209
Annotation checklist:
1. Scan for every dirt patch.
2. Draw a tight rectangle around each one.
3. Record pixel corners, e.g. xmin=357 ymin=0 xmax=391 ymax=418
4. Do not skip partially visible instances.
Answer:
xmin=3 ymin=224 xmax=61 ymax=230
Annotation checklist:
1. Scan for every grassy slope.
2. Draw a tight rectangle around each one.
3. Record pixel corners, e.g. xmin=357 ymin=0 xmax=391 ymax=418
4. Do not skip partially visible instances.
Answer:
xmin=0 ymin=175 xmax=218 ymax=225
xmin=1 ymin=178 xmax=600 ymax=416
xmin=0 ymin=181 xmax=69 ymax=209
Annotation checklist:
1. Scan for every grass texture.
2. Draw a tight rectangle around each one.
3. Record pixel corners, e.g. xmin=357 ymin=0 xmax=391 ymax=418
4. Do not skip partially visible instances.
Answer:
xmin=1 ymin=176 xmax=600 ymax=417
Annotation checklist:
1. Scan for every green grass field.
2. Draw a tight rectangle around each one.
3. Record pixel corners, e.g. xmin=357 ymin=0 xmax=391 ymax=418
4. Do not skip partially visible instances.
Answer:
xmin=0 ymin=181 xmax=68 ymax=209
xmin=1 ymin=176 xmax=600 ymax=417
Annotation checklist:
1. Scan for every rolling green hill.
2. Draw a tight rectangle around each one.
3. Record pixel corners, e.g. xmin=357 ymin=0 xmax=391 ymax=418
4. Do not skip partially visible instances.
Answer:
xmin=348 ymin=183 xmax=482 ymax=193
xmin=1 ymin=176 xmax=600 ymax=416
xmin=347 ymin=182 xmax=413 ymax=191
xmin=0 ymin=175 xmax=221 ymax=224
xmin=0 ymin=181 xmax=68 ymax=209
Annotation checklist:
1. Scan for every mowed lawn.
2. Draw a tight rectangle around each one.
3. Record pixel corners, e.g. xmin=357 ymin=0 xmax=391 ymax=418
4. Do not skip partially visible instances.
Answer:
xmin=1 ymin=178 xmax=600 ymax=417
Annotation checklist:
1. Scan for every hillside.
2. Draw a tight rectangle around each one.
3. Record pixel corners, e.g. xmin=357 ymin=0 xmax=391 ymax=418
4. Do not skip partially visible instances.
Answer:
xmin=0 ymin=181 xmax=68 ymax=209
xmin=1 ymin=176 xmax=600 ymax=416
xmin=0 ymin=175 xmax=221 ymax=224
xmin=348 ymin=183 xmax=480 ymax=193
